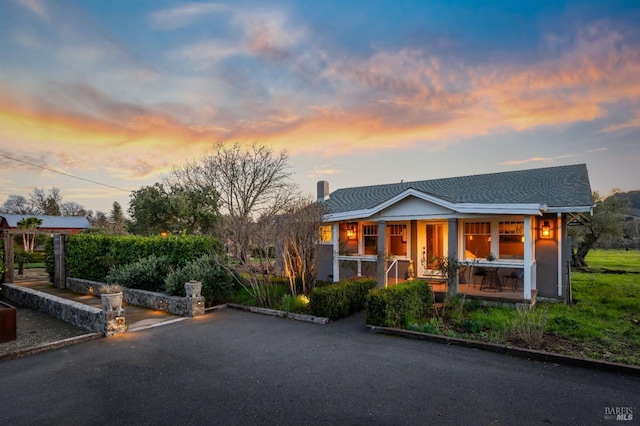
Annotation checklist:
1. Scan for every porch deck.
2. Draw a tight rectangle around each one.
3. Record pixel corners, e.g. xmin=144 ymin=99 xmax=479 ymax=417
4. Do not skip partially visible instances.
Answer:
xmin=385 ymin=277 xmax=536 ymax=305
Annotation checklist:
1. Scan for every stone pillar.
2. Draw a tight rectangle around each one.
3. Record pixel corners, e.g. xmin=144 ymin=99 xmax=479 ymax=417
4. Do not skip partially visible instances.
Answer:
xmin=187 ymin=296 xmax=205 ymax=317
xmin=185 ymin=280 xmax=205 ymax=317
xmin=376 ymin=220 xmax=387 ymax=288
xmin=103 ymin=310 xmax=126 ymax=336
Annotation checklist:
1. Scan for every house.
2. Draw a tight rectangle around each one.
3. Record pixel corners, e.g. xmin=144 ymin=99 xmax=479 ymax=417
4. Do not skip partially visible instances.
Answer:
xmin=316 ymin=164 xmax=594 ymax=304
xmin=0 ymin=214 xmax=91 ymax=235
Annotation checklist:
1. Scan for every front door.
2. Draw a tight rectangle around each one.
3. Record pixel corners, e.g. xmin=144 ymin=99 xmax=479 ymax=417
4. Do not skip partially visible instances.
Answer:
xmin=421 ymin=223 xmax=445 ymax=275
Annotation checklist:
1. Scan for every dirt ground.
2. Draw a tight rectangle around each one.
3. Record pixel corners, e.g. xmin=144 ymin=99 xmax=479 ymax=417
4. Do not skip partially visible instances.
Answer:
xmin=0 ymin=301 xmax=89 ymax=357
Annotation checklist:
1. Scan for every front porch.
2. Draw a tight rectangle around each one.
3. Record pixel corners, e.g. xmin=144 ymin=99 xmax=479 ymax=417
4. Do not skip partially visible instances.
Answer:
xmin=383 ymin=275 xmax=537 ymax=306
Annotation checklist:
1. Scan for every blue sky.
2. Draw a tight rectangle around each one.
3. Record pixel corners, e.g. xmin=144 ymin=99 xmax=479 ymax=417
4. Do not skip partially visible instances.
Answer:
xmin=0 ymin=0 xmax=639 ymax=214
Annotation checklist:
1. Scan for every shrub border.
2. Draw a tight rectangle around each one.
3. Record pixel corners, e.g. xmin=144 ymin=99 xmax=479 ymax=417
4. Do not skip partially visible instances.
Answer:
xmin=366 ymin=324 xmax=640 ymax=377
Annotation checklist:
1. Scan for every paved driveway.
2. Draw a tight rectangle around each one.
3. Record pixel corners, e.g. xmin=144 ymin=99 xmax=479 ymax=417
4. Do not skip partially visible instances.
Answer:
xmin=0 ymin=309 xmax=638 ymax=425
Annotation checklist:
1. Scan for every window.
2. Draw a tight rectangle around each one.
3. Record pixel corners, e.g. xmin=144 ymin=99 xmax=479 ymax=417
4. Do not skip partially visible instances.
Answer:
xmin=363 ymin=224 xmax=377 ymax=255
xmin=388 ymin=224 xmax=407 ymax=257
xmin=499 ymin=221 xmax=524 ymax=259
xmin=319 ymin=225 xmax=332 ymax=244
xmin=464 ymin=222 xmax=490 ymax=259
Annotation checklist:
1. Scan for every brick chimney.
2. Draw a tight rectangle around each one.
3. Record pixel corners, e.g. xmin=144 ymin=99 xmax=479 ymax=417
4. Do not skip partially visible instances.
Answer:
xmin=317 ymin=181 xmax=330 ymax=202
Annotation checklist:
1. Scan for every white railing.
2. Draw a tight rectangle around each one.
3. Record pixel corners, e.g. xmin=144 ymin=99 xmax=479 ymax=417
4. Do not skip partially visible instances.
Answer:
xmin=385 ymin=259 xmax=398 ymax=288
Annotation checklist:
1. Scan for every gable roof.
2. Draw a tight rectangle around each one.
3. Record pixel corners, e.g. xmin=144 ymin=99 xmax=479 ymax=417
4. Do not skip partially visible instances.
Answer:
xmin=0 ymin=214 xmax=91 ymax=230
xmin=324 ymin=164 xmax=593 ymax=218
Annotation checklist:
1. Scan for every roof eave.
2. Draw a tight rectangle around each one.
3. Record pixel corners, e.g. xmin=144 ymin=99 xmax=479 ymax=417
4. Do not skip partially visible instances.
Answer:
xmin=324 ymin=203 xmax=548 ymax=222
xmin=546 ymin=205 xmax=594 ymax=214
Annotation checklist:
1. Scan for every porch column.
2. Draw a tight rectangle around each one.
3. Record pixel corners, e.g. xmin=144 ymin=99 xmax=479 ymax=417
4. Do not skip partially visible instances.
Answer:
xmin=332 ymin=223 xmax=339 ymax=282
xmin=523 ymin=216 xmax=532 ymax=301
xmin=447 ymin=218 xmax=459 ymax=297
xmin=376 ymin=220 xmax=387 ymax=289
xmin=557 ymin=213 xmax=563 ymax=297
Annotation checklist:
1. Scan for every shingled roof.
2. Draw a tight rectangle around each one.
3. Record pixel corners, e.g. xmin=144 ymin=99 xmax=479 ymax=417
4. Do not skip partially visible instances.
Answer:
xmin=324 ymin=164 xmax=593 ymax=215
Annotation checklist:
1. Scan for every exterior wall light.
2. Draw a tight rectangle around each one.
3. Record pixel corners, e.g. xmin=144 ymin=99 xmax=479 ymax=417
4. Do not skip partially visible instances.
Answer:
xmin=540 ymin=220 xmax=553 ymax=239
xmin=346 ymin=224 xmax=357 ymax=240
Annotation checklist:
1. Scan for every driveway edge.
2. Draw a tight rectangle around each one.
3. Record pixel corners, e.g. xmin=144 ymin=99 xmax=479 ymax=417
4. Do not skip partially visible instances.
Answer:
xmin=366 ymin=324 xmax=640 ymax=377
xmin=0 ymin=333 xmax=103 ymax=362
xmin=226 ymin=303 xmax=329 ymax=324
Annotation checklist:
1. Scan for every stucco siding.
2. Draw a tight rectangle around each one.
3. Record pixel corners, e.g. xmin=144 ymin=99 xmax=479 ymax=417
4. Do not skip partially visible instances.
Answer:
xmin=535 ymin=215 xmax=560 ymax=298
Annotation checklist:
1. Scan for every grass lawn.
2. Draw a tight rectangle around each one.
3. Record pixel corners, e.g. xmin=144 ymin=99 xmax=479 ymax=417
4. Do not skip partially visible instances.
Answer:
xmin=13 ymin=263 xmax=46 ymax=269
xmin=582 ymin=248 xmax=640 ymax=273
xmin=413 ymin=249 xmax=640 ymax=366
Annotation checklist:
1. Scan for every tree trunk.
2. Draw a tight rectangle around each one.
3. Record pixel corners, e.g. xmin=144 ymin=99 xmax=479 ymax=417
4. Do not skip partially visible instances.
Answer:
xmin=571 ymin=233 xmax=598 ymax=268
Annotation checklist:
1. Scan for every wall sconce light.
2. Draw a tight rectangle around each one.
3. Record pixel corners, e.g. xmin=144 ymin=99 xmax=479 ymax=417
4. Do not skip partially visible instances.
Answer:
xmin=346 ymin=224 xmax=357 ymax=240
xmin=540 ymin=220 xmax=553 ymax=239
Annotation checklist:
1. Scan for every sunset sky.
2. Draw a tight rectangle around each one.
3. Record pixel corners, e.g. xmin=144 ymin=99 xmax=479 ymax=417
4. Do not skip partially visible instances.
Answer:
xmin=1 ymin=0 xmax=639 ymax=214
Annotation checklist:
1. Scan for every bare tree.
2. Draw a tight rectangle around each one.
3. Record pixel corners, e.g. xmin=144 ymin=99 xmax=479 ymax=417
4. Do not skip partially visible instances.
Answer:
xmin=29 ymin=187 xmax=62 ymax=215
xmin=202 ymin=142 xmax=297 ymax=261
xmin=280 ymin=198 xmax=326 ymax=296
xmin=1 ymin=195 xmax=34 ymax=214
xmin=173 ymin=141 xmax=298 ymax=307
xmin=60 ymin=201 xmax=87 ymax=216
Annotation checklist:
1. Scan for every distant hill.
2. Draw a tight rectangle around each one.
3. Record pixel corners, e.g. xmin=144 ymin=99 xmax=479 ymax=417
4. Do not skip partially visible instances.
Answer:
xmin=614 ymin=190 xmax=640 ymax=249
xmin=619 ymin=190 xmax=640 ymax=209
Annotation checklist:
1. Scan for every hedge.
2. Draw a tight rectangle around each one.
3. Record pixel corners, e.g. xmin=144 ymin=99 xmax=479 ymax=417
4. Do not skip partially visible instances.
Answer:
xmin=45 ymin=234 xmax=223 ymax=282
xmin=365 ymin=280 xmax=435 ymax=328
xmin=165 ymin=255 xmax=236 ymax=306
xmin=309 ymin=278 xmax=377 ymax=320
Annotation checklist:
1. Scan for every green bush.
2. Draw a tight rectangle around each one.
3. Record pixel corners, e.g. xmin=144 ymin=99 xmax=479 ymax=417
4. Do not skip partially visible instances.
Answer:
xmin=365 ymin=280 xmax=435 ymax=328
xmin=44 ymin=234 xmax=222 ymax=282
xmin=164 ymin=255 xmax=236 ymax=306
xmin=278 ymin=294 xmax=310 ymax=314
xmin=309 ymin=278 xmax=377 ymax=320
xmin=108 ymin=254 xmax=172 ymax=292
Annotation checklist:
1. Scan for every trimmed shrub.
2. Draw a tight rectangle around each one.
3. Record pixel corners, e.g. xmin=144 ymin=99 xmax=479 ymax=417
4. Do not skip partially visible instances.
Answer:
xmin=45 ymin=234 xmax=222 ymax=282
xmin=365 ymin=280 xmax=435 ymax=328
xmin=108 ymin=254 xmax=172 ymax=292
xmin=309 ymin=278 xmax=377 ymax=320
xmin=164 ymin=255 xmax=236 ymax=306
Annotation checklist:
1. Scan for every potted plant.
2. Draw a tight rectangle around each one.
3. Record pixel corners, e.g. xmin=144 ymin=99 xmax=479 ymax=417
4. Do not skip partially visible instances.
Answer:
xmin=184 ymin=280 xmax=202 ymax=298
xmin=100 ymin=284 xmax=123 ymax=312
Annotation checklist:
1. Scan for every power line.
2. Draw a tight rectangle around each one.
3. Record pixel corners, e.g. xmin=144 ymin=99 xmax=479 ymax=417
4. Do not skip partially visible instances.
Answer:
xmin=0 ymin=152 xmax=131 ymax=192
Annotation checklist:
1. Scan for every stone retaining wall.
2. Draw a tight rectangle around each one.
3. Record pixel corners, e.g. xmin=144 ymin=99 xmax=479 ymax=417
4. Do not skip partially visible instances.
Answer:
xmin=1 ymin=283 xmax=104 ymax=334
xmin=66 ymin=278 xmax=204 ymax=317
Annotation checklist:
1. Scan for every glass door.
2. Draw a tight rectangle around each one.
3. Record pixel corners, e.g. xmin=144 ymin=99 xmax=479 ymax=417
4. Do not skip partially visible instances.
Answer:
xmin=425 ymin=223 xmax=444 ymax=271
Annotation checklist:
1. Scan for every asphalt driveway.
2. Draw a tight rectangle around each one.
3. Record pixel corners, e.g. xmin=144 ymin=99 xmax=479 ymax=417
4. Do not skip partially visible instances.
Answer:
xmin=0 ymin=309 xmax=638 ymax=425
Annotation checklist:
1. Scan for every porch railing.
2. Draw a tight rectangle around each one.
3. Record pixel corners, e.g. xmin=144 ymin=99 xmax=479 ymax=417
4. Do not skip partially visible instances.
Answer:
xmin=385 ymin=259 xmax=398 ymax=288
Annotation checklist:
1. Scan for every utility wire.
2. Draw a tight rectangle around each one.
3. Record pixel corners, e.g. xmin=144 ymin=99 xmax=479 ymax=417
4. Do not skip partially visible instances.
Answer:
xmin=0 ymin=152 xmax=131 ymax=192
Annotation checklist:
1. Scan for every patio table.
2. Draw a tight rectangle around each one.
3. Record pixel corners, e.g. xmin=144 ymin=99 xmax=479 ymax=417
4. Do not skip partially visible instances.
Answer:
xmin=480 ymin=267 xmax=502 ymax=291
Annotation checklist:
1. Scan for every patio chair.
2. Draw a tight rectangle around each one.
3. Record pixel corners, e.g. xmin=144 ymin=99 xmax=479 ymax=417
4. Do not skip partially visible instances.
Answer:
xmin=503 ymin=270 xmax=524 ymax=291
xmin=472 ymin=267 xmax=486 ymax=286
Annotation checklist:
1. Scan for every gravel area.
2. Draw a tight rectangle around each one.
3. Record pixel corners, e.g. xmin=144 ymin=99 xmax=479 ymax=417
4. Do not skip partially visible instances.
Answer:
xmin=0 ymin=300 xmax=90 ymax=357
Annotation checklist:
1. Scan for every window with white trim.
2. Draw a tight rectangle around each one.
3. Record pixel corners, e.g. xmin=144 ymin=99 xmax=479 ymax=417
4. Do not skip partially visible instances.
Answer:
xmin=464 ymin=222 xmax=491 ymax=259
xmin=319 ymin=225 xmax=332 ymax=244
xmin=388 ymin=224 xmax=407 ymax=257
xmin=363 ymin=224 xmax=377 ymax=255
xmin=499 ymin=221 xmax=524 ymax=259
